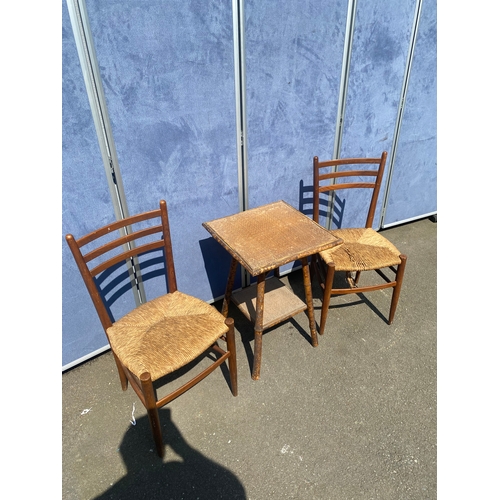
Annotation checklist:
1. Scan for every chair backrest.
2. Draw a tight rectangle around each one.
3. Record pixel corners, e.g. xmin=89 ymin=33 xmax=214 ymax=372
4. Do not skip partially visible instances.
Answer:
xmin=65 ymin=200 xmax=177 ymax=338
xmin=313 ymin=151 xmax=387 ymax=229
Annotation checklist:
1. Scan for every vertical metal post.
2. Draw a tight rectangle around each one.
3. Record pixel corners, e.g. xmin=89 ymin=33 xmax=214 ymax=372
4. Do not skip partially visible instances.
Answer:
xmin=232 ymin=0 xmax=249 ymax=214
xmin=326 ymin=0 xmax=358 ymax=230
xmin=65 ymin=0 xmax=145 ymax=305
xmin=232 ymin=0 xmax=251 ymax=287
xmin=332 ymin=0 xmax=357 ymax=162
xmin=380 ymin=0 xmax=423 ymax=228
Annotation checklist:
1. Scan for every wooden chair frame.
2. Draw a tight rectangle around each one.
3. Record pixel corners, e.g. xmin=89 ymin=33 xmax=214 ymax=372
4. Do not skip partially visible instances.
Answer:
xmin=312 ymin=152 xmax=407 ymax=334
xmin=66 ymin=200 xmax=237 ymax=457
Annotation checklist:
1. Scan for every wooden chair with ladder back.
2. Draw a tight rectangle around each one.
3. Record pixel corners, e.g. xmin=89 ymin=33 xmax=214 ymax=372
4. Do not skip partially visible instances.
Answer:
xmin=66 ymin=199 xmax=238 ymax=458
xmin=311 ymin=151 xmax=407 ymax=335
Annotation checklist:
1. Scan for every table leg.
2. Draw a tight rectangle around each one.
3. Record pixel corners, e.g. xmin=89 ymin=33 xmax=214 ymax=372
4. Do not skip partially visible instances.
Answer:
xmin=222 ymin=257 xmax=238 ymax=318
xmin=252 ymin=273 xmax=266 ymax=380
xmin=301 ymin=257 xmax=318 ymax=347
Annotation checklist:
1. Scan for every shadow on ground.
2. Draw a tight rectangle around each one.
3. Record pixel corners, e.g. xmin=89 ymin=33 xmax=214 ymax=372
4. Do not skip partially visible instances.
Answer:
xmin=94 ymin=408 xmax=247 ymax=500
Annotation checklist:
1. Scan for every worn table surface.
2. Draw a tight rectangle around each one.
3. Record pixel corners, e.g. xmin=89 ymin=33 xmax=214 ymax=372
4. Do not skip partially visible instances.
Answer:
xmin=202 ymin=200 xmax=343 ymax=275
xmin=203 ymin=200 xmax=343 ymax=379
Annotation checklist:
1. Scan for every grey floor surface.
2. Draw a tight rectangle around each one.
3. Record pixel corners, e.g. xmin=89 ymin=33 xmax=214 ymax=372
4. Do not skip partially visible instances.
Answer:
xmin=62 ymin=217 xmax=437 ymax=500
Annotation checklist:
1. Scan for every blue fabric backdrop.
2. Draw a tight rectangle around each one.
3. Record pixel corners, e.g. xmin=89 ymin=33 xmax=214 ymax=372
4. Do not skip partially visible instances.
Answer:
xmin=384 ymin=0 xmax=437 ymax=225
xmin=244 ymin=0 xmax=348 ymax=211
xmin=85 ymin=0 xmax=240 ymax=302
xmin=62 ymin=0 xmax=116 ymax=365
xmin=339 ymin=0 xmax=416 ymax=229
xmin=62 ymin=0 xmax=436 ymax=368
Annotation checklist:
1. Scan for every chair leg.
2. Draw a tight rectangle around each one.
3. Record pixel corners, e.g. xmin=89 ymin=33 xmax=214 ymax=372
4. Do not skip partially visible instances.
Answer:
xmin=140 ymin=372 xmax=164 ymax=458
xmin=112 ymin=352 xmax=129 ymax=391
xmin=225 ymin=317 xmax=238 ymax=397
xmin=319 ymin=262 xmax=335 ymax=335
xmin=388 ymin=254 xmax=407 ymax=325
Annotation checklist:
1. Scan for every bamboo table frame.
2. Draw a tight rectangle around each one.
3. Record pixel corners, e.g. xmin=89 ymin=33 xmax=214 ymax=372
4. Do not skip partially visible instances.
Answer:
xmin=203 ymin=200 xmax=343 ymax=380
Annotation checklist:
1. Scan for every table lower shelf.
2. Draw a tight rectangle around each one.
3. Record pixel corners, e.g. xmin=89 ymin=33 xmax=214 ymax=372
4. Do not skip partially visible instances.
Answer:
xmin=231 ymin=277 xmax=307 ymax=331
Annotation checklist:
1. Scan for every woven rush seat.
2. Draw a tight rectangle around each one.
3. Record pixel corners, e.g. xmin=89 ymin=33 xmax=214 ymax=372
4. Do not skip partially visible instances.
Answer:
xmin=319 ymin=228 xmax=402 ymax=272
xmin=107 ymin=291 xmax=229 ymax=382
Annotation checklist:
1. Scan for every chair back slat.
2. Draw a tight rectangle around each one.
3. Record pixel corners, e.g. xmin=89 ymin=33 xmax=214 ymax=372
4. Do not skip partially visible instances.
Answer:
xmin=77 ymin=208 xmax=162 ymax=247
xmin=313 ymin=152 xmax=387 ymax=229
xmin=315 ymin=157 xmax=381 ymax=167
xmin=318 ymin=182 xmax=376 ymax=193
xmin=89 ymin=240 xmax=166 ymax=278
xmin=65 ymin=200 xmax=177 ymax=335
xmin=83 ymin=224 xmax=163 ymax=264
xmin=318 ymin=169 xmax=379 ymax=181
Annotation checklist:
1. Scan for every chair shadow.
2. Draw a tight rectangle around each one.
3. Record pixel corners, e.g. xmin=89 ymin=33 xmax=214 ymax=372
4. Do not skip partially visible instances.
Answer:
xmin=320 ymin=291 xmax=389 ymax=325
xmin=286 ymin=266 xmax=389 ymax=327
xmin=199 ymin=237 xmax=242 ymax=300
xmin=93 ymin=408 xmax=247 ymax=500
xmin=299 ymin=179 xmax=345 ymax=230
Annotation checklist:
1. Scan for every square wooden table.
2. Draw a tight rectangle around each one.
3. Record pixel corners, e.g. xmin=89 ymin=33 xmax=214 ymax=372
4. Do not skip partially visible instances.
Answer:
xmin=203 ymin=200 xmax=343 ymax=380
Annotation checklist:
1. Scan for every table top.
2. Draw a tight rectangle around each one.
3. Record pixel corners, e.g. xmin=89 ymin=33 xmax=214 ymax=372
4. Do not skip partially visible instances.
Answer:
xmin=203 ymin=200 xmax=343 ymax=276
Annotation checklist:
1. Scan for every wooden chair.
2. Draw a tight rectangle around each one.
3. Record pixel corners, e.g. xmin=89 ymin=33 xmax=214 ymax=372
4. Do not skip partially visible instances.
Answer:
xmin=312 ymin=152 xmax=407 ymax=335
xmin=66 ymin=200 xmax=238 ymax=458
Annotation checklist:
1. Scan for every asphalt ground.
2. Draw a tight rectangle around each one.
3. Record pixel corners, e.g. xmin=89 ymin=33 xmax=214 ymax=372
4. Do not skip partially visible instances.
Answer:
xmin=62 ymin=217 xmax=437 ymax=499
